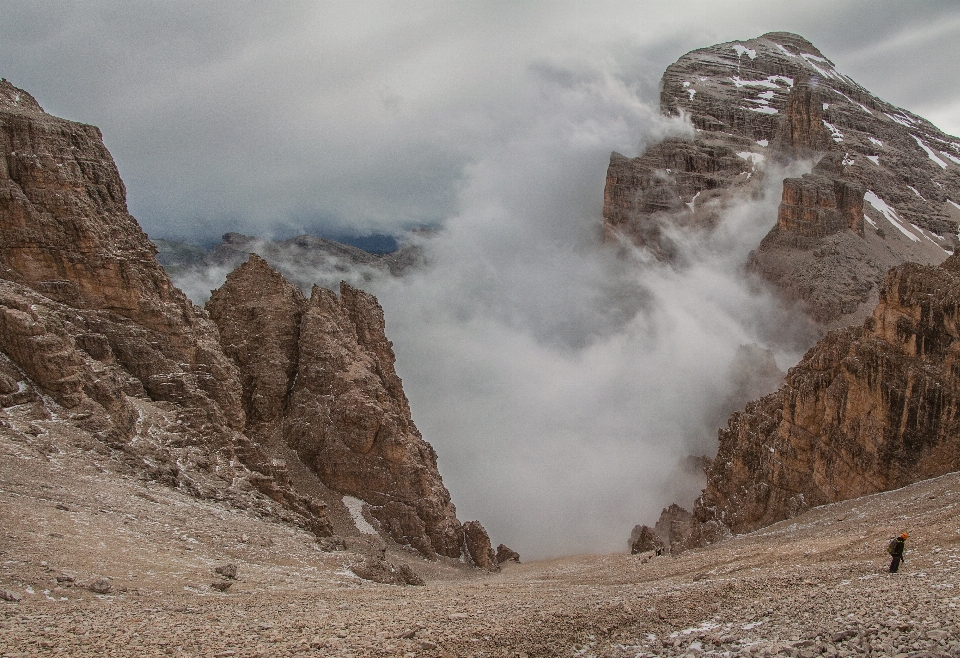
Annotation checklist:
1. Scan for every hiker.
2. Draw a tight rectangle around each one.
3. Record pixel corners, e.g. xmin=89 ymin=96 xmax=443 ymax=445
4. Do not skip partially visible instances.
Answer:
xmin=888 ymin=532 xmax=908 ymax=573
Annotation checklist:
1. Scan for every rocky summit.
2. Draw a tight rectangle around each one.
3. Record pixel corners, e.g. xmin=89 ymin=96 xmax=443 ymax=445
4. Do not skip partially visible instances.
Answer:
xmin=0 ymin=77 xmax=496 ymax=572
xmin=604 ymin=32 xmax=960 ymax=325
xmin=207 ymin=255 xmax=478 ymax=562
xmin=155 ymin=231 xmax=423 ymax=304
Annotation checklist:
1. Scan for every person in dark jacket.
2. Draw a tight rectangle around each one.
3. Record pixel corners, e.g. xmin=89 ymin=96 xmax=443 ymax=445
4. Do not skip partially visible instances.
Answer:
xmin=889 ymin=532 xmax=908 ymax=573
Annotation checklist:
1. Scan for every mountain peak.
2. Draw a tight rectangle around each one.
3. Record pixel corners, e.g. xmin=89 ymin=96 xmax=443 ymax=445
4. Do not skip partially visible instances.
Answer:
xmin=0 ymin=78 xmax=44 ymax=115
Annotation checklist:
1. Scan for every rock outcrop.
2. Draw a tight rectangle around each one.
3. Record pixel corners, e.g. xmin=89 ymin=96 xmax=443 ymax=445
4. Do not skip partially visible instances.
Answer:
xmin=688 ymin=253 xmax=960 ymax=539
xmin=462 ymin=521 xmax=499 ymax=572
xmin=773 ymin=153 xmax=865 ymax=239
xmin=628 ymin=525 xmax=665 ymax=555
xmin=495 ymin=544 xmax=520 ymax=564
xmin=207 ymin=255 xmax=478 ymax=559
xmin=630 ymin=504 xmax=701 ymax=556
xmin=605 ymin=32 xmax=960 ymax=325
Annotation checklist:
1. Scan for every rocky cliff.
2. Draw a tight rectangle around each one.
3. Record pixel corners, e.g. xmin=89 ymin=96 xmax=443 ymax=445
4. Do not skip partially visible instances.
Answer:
xmin=624 ymin=33 xmax=960 ymax=552
xmin=605 ymin=32 xmax=960 ymax=325
xmin=0 ymin=78 xmax=493 ymax=566
xmin=701 ymin=253 xmax=960 ymax=533
xmin=642 ymin=253 xmax=960 ymax=553
xmin=0 ymin=78 xmax=337 ymax=536
xmin=207 ymin=255 xmax=493 ymax=563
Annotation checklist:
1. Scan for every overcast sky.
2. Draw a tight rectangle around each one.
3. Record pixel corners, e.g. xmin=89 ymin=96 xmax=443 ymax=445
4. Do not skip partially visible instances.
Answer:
xmin=2 ymin=1 xmax=959 ymax=242
xmin=5 ymin=2 xmax=960 ymax=557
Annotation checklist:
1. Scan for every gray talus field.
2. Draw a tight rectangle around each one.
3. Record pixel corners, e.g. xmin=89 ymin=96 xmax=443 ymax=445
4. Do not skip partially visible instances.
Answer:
xmin=2 ymin=422 xmax=958 ymax=657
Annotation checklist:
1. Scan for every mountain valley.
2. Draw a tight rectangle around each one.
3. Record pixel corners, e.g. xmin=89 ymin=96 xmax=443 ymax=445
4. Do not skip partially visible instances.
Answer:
xmin=2 ymin=26 xmax=960 ymax=657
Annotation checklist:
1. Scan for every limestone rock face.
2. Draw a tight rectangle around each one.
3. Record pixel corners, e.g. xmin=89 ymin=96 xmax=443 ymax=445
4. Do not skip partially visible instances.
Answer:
xmin=206 ymin=255 xmax=304 ymax=431
xmin=603 ymin=138 xmax=754 ymax=261
xmin=605 ymin=32 xmax=960 ymax=325
xmin=0 ymin=78 xmax=244 ymax=433
xmin=774 ymin=153 xmax=864 ymax=239
xmin=0 ymin=78 xmax=332 ymax=538
xmin=773 ymin=77 xmax=833 ymax=157
xmin=0 ymin=77 xmax=493 ymax=563
xmin=692 ymin=254 xmax=960 ymax=538
xmin=208 ymin=257 xmax=474 ymax=559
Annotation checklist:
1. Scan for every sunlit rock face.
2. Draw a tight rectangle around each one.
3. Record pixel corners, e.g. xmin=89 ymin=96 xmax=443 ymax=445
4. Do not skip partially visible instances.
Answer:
xmin=694 ymin=253 xmax=960 ymax=538
xmin=208 ymin=256 xmax=473 ymax=559
xmin=604 ymin=32 xmax=960 ymax=326
xmin=0 ymin=79 xmax=244 ymax=431
xmin=0 ymin=78 xmax=333 ymax=537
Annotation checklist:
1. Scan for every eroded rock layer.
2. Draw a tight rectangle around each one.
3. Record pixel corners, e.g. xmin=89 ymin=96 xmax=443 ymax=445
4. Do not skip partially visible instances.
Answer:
xmin=691 ymin=254 xmax=960 ymax=539
xmin=207 ymin=256 xmax=473 ymax=559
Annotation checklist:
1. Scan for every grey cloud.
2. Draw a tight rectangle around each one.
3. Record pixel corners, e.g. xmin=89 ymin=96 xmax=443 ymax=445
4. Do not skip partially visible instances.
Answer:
xmin=4 ymin=2 xmax=958 ymax=241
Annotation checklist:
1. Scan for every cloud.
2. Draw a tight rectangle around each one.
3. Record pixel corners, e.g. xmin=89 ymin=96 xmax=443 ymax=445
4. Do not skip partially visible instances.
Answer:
xmin=1 ymin=2 xmax=958 ymax=241
xmin=365 ymin=65 xmax=816 ymax=558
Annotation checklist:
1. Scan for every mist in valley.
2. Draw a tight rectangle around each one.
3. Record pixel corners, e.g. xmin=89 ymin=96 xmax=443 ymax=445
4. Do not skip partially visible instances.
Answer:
xmin=165 ymin=66 xmax=819 ymax=557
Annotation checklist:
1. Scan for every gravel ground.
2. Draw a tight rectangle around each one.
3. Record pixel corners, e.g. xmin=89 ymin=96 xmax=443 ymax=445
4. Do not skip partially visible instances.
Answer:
xmin=2 ymin=422 xmax=959 ymax=657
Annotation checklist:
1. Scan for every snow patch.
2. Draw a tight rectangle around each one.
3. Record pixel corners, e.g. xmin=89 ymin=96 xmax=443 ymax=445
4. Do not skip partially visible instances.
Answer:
xmin=863 ymin=214 xmax=877 ymax=229
xmin=833 ymin=89 xmax=873 ymax=115
xmin=757 ymin=90 xmax=775 ymax=100
xmin=948 ymin=200 xmax=960 ymax=211
xmin=342 ymin=495 xmax=379 ymax=535
xmin=822 ymin=103 xmax=829 ymax=111
xmin=743 ymin=105 xmax=778 ymax=115
xmin=800 ymin=53 xmax=840 ymax=81
xmin=868 ymin=136 xmax=883 ymax=147
xmin=756 ymin=139 xmax=769 ymax=147
xmin=729 ymin=76 xmax=779 ymax=89
xmin=822 ymin=120 xmax=843 ymax=143
xmin=864 ymin=191 xmax=919 ymax=242
xmin=733 ymin=44 xmax=757 ymax=60
xmin=687 ymin=89 xmax=696 ymax=100
xmin=686 ymin=191 xmax=701 ymax=213
xmin=773 ymin=43 xmax=796 ymax=58
xmin=866 ymin=155 xmax=880 ymax=166
xmin=908 ymin=185 xmax=926 ymax=200
xmin=842 ymin=154 xmax=855 ymax=167
xmin=885 ymin=112 xmax=916 ymax=127
xmin=912 ymin=223 xmax=950 ymax=252
xmin=941 ymin=151 xmax=960 ymax=166
xmin=737 ymin=151 xmax=765 ymax=167
xmin=912 ymin=135 xmax=948 ymax=169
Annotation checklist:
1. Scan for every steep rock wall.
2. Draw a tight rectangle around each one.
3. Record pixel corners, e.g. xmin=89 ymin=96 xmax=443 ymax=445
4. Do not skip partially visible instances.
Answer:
xmin=0 ymin=79 xmax=332 ymax=537
xmin=208 ymin=257 xmax=481 ymax=561
xmin=692 ymin=254 xmax=960 ymax=537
